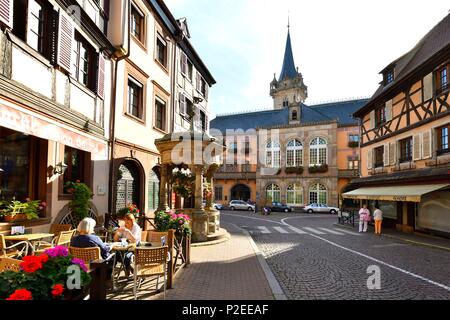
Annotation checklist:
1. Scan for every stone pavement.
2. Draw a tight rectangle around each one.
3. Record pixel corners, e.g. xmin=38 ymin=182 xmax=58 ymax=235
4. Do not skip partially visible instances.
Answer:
xmin=108 ymin=222 xmax=275 ymax=300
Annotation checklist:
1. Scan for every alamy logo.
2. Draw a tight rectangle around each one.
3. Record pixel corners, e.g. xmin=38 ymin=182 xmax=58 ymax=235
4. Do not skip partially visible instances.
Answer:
xmin=366 ymin=265 xmax=381 ymax=290
xmin=66 ymin=265 xmax=82 ymax=290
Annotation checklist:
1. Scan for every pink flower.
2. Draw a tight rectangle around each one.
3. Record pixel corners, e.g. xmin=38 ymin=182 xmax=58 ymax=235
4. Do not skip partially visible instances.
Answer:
xmin=45 ymin=245 xmax=69 ymax=258
xmin=71 ymin=258 xmax=88 ymax=272
xmin=25 ymin=197 xmax=31 ymax=202
xmin=41 ymin=201 xmax=47 ymax=207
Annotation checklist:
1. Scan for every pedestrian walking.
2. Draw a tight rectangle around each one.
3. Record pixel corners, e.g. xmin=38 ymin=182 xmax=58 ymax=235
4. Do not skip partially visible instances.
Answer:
xmin=373 ymin=206 xmax=383 ymax=235
xmin=358 ymin=204 xmax=370 ymax=233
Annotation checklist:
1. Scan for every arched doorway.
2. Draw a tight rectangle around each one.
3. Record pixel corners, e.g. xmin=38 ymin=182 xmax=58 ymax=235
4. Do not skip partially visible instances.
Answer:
xmin=231 ymin=184 xmax=251 ymax=201
xmin=116 ymin=160 xmax=143 ymax=214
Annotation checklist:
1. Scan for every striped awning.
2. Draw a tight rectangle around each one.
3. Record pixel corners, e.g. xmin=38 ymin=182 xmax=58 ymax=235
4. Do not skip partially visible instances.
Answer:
xmin=342 ymin=184 xmax=450 ymax=202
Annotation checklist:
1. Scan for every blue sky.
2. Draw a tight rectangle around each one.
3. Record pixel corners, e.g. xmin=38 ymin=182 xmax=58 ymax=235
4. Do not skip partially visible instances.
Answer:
xmin=164 ymin=0 xmax=450 ymax=118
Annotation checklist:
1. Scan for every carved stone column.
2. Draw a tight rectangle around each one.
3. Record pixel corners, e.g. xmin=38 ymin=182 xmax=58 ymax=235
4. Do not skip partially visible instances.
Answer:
xmin=158 ymin=164 xmax=170 ymax=211
xmin=205 ymin=174 xmax=213 ymax=210
xmin=193 ymin=165 xmax=204 ymax=210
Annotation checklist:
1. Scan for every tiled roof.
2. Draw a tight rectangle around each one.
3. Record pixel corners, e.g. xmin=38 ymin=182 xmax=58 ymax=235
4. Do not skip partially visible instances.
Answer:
xmin=278 ymin=30 xmax=297 ymax=81
xmin=355 ymin=13 xmax=450 ymax=117
xmin=210 ymin=99 xmax=368 ymax=133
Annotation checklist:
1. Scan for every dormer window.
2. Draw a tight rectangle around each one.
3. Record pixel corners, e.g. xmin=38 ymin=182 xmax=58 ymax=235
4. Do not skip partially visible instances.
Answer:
xmin=385 ymin=69 xmax=394 ymax=85
xmin=282 ymin=98 xmax=289 ymax=107
xmin=292 ymin=110 xmax=298 ymax=121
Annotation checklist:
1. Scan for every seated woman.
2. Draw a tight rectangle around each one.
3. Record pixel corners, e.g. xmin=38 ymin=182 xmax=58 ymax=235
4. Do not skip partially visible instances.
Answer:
xmin=71 ymin=217 xmax=112 ymax=260
xmin=113 ymin=213 xmax=142 ymax=277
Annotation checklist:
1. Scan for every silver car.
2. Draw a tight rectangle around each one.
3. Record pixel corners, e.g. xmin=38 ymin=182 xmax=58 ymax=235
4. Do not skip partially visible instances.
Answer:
xmin=229 ymin=200 xmax=255 ymax=211
xmin=304 ymin=203 xmax=340 ymax=214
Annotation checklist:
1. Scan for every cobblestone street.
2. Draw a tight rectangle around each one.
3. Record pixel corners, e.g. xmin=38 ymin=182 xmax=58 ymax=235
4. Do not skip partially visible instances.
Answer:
xmin=222 ymin=211 xmax=450 ymax=300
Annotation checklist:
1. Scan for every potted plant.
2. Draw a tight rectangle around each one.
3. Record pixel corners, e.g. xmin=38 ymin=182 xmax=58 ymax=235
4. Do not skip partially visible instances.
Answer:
xmin=154 ymin=211 xmax=192 ymax=238
xmin=1 ymin=199 xmax=46 ymax=222
xmin=348 ymin=141 xmax=359 ymax=148
xmin=0 ymin=246 xmax=91 ymax=300
xmin=285 ymin=166 xmax=304 ymax=174
xmin=117 ymin=203 xmax=140 ymax=219
xmin=65 ymin=181 xmax=93 ymax=226
xmin=308 ymin=164 xmax=329 ymax=174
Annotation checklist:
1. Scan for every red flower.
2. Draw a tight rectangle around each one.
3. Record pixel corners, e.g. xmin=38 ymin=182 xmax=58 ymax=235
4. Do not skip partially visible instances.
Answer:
xmin=76 ymin=180 xmax=81 ymax=183
xmin=51 ymin=284 xmax=64 ymax=297
xmin=20 ymin=255 xmax=46 ymax=273
xmin=6 ymin=289 xmax=32 ymax=300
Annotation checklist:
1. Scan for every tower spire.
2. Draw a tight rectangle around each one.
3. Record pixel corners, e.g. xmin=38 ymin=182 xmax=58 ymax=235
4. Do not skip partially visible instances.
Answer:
xmin=278 ymin=24 xmax=297 ymax=81
xmin=288 ymin=11 xmax=290 ymax=29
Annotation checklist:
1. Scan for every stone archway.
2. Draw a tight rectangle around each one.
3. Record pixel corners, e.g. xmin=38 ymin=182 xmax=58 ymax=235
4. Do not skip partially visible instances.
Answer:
xmin=231 ymin=184 xmax=251 ymax=201
xmin=115 ymin=159 xmax=144 ymax=214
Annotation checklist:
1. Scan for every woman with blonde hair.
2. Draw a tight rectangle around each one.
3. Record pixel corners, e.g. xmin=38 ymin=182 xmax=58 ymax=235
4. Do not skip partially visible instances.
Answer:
xmin=71 ymin=217 xmax=112 ymax=259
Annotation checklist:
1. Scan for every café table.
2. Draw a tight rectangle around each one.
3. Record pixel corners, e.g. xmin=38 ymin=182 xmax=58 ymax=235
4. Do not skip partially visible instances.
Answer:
xmin=4 ymin=233 xmax=54 ymax=255
xmin=107 ymin=241 xmax=163 ymax=280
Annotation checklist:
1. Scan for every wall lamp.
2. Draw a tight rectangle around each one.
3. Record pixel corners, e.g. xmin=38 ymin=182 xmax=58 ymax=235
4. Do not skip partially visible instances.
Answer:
xmin=47 ymin=162 xmax=68 ymax=177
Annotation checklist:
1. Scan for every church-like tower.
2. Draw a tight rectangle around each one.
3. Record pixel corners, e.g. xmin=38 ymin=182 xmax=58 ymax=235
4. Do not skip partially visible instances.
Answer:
xmin=270 ymin=26 xmax=308 ymax=110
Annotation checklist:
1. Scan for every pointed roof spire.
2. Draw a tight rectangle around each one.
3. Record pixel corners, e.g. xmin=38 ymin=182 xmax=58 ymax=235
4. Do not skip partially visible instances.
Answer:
xmin=278 ymin=24 xmax=297 ymax=81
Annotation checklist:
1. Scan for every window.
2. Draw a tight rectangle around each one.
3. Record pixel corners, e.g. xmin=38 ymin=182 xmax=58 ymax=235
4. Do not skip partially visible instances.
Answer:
xmin=348 ymin=159 xmax=359 ymax=170
xmin=309 ymin=137 xmax=327 ymax=166
xmin=292 ymin=110 xmax=298 ymax=121
xmin=155 ymin=97 xmax=166 ymax=131
xmin=127 ymin=77 xmax=144 ymax=119
xmin=266 ymin=184 xmax=281 ymax=203
xmin=287 ymin=184 xmax=303 ymax=206
xmin=147 ymin=171 xmax=159 ymax=211
xmin=200 ymin=110 xmax=207 ymax=131
xmin=199 ymin=77 xmax=208 ymax=97
xmin=130 ymin=4 xmax=144 ymax=43
xmin=187 ymin=59 xmax=193 ymax=81
xmin=72 ymin=33 xmax=95 ymax=90
xmin=374 ymin=146 xmax=384 ymax=168
xmin=399 ymin=137 xmax=413 ymax=163
xmin=386 ymin=71 xmax=394 ymax=85
xmin=437 ymin=124 xmax=450 ymax=155
xmin=375 ymin=106 xmax=386 ymax=127
xmin=309 ymin=183 xmax=327 ymax=205
xmin=214 ymin=186 xmax=223 ymax=201
xmin=349 ymin=134 xmax=359 ymax=143
xmin=436 ymin=65 xmax=449 ymax=95
xmin=286 ymin=139 xmax=303 ymax=167
xmin=156 ymin=35 xmax=167 ymax=67
xmin=282 ymin=98 xmax=289 ymax=107
xmin=63 ymin=146 xmax=89 ymax=191
xmin=265 ymin=141 xmax=280 ymax=168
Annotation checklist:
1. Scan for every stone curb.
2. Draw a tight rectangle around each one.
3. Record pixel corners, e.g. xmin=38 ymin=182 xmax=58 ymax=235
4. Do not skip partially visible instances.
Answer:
xmin=333 ymin=223 xmax=450 ymax=252
xmin=229 ymin=223 xmax=287 ymax=300
xmin=190 ymin=232 xmax=231 ymax=247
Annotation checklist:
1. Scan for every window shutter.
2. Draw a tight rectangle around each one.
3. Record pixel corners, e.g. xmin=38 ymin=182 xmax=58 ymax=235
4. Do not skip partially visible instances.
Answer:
xmin=413 ymin=134 xmax=421 ymax=161
xmin=385 ymin=99 xmax=393 ymax=121
xmin=423 ymin=72 xmax=433 ymax=101
xmin=389 ymin=142 xmax=396 ymax=165
xmin=97 ymin=53 xmax=106 ymax=99
xmin=205 ymin=84 xmax=209 ymax=99
xmin=178 ymin=93 xmax=186 ymax=116
xmin=383 ymin=144 xmax=389 ymax=166
xmin=369 ymin=110 xmax=375 ymax=130
xmin=57 ymin=11 xmax=74 ymax=73
xmin=422 ymin=130 xmax=432 ymax=159
xmin=180 ymin=53 xmax=187 ymax=74
xmin=0 ymin=0 xmax=13 ymax=28
xmin=367 ymin=149 xmax=373 ymax=170
xmin=196 ymin=71 xmax=201 ymax=91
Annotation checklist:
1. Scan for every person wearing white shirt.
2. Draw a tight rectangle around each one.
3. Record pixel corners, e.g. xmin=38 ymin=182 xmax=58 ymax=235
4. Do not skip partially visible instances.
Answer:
xmin=114 ymin=213 xmax=142 ymax=277
xmin=373 ymin=206 xmax=383 ymax=235
xmin=358 ymin=204 xmax=370 ymax=233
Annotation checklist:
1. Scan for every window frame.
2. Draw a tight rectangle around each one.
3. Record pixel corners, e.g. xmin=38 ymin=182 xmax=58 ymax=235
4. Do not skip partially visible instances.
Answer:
xmin=265 ymin=141 xmax=281 ymax=168
xmin=437 ymin=124 xmax=450 ymax=156
xmin=399 ymin=137 xmax=413 ymax=163
xmin=374 ymin=146 xmax=384 ymax=168
xmin=154 ymin=96 xmax=167 ymax=132
xmin=286 ymin=139 xmax=303 ymax=167
xmin=155 ymin=33 xmax=168 ymax=68
xmin=435 ymin=64 xmax=450 ymax=96
xmin=375 ymin=106 xmax=387 ymax=127
xmin=71 ymin=32 xmax=96 ymax=91
xmin=130 ymin=2 xmax=145 ymax=45
xmin=127 ymin=76 xmax=144 ymax=121
xmin=309 ymin=137 xmax=327 ymax=166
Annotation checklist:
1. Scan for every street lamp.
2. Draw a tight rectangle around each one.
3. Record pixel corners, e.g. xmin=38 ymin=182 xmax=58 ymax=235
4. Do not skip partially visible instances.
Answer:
xmin=53 ymin=162 xmax=68 ymax=175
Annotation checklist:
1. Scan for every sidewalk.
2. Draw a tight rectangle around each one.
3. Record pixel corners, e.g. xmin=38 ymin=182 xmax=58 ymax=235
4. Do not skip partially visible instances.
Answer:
xmin=149 ymin=222 xmax=276 ymax=300
xmin=334 ymin=221 xmax=450 ymax=251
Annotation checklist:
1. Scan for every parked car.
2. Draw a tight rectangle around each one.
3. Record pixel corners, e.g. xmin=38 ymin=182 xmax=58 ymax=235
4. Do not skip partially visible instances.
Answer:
xmin=303 ymin=203 xmax=340 ymax=214
xmin=202 ymin=201 xmax=224 ymax=210
xmin=269 ymin=202 xmax=293 ymax=213
xmin=229 ymin=200 xmax=255 ymax=211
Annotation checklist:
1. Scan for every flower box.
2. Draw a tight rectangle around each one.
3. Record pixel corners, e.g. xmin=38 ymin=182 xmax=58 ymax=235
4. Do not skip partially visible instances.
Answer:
xmin=348 ymin=141 xmax=359 ymax=148
xmin=285 ymin=166 xmax=304 ymax=174
xmin=308 ymin=164 xmax=329 ymax=173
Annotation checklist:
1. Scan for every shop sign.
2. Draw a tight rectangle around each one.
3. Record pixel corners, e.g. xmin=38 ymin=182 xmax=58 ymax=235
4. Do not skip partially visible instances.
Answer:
xmin=0 ymin=103 xmax=107 ymax=156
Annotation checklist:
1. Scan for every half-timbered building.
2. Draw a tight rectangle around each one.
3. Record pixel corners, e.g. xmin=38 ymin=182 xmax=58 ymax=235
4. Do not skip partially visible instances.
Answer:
xmin=345 ymin=13 xmax=450 ymax=236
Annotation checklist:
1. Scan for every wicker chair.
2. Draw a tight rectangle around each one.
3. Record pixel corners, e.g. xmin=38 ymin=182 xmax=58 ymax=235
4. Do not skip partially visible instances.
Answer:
xmin=34 ymin=230 xmax=76 ymax=253
xmin=68 ymin=246 xmax=101 ymax=271
xmin=0 ymin=234 xmax=30 ymax=258
xmin=146 ymin=231 xmax=168 ymax=243
xmin=133 ymin=246 xmax=169 ymax=300
xmin=50 ymin=224 xmax=72 ymax=237
xmin=0 ymin=257 xmax=22 ymax=272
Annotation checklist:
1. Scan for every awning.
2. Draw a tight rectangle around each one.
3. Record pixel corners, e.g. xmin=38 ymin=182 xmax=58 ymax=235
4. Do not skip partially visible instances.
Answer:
xmin=342 ymin=184 xmax=450 ymax=202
